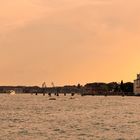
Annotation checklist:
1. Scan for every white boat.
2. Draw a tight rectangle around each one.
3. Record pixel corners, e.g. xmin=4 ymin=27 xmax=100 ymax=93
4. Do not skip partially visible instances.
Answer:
xmin=9 ymin=90 xmax=16 ymax=95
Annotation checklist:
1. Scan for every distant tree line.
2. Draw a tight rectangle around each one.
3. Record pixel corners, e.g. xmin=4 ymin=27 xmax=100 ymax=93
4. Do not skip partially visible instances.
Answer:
xmin=84 ymin=81 xmax=134 ymax=95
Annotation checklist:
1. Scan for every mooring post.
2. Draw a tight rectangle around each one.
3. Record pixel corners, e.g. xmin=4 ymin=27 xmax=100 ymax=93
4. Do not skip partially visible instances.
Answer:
xmin=122 ymin=92 xmax=125 ymax=97
xmin=105 ymin=92 xmax=108 ymax=97
xmin=48 ymin=93 xmax=51 ymax=97
xmin=71 ymin=93 xmax=75 ymax=96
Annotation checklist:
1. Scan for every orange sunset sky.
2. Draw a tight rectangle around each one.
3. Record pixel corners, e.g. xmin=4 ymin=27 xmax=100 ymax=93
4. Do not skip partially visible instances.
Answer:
xmin=0 ymin=0 xmax=140 ymax=86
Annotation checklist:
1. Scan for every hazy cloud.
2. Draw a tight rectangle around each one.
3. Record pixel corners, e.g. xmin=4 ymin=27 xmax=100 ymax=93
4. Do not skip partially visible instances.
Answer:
xmin=0 ymin=0 xmax=140 ymax=85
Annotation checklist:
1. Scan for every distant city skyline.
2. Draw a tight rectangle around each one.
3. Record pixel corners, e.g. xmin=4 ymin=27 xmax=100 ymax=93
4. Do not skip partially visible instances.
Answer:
xmin=0 ymin=0 xmax=140 ymax=86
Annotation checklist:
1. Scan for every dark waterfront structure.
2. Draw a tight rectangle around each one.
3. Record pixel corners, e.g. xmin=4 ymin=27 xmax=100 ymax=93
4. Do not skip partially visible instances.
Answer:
xmin=0 ymin=81 xmax=134 ymax=96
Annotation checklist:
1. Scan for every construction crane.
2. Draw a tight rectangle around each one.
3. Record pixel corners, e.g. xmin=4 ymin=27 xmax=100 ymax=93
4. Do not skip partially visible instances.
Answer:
xmin=51 ymin=82 xmax=59 ymax=96
xmin=42 ymin=82 xmax=47 ymax=96
xmin=51 ymin=82 xmax=55 ymax=88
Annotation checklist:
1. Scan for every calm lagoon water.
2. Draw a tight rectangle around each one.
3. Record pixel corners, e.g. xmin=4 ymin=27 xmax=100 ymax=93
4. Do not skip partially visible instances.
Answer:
xmin=0 ymin=94 xmax=140 ymax=140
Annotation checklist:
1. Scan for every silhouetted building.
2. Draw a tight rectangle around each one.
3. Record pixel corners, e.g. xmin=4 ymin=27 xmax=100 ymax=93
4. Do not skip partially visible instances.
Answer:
xmin=134 ymin=74 xmax=140 ymax=95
